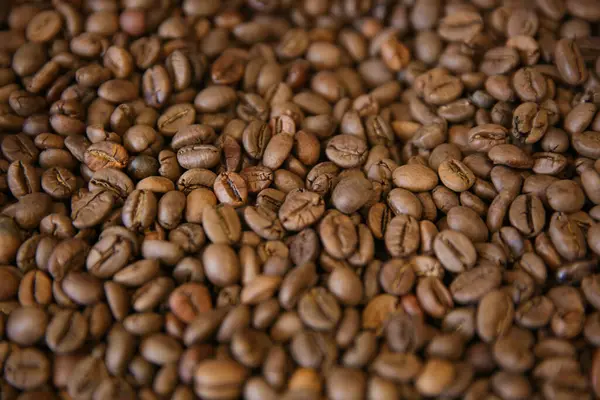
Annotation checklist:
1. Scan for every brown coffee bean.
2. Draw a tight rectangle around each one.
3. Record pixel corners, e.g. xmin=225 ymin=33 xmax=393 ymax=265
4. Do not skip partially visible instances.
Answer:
xmin=438 ymin=12 xmax=483 ymax=42
xmin=177 ymin=144 xmax=220 ymax=170
xmin=298 ymin=287 xmax=341 ymax=331
xmin=84 ymin=141 xmax=128 ymax=172
xmin=433 ymin=229 xmax=477 ymax=273
xmin=46 ymin=309 xmax=88 ymax=353
xmin=4 ymin=347 xmax=50 ymax=390
xmin=203 ymin=204 xmax=242 ymax=244
xmin=554 ymin=38 xmax=588 ymax=85
xmin=438 ymin=159 xmax=475 ymax=192
xmin=392 ymin=164 xmax=438 ymax=192
xmin=379 ymin=259 xmax=416 ymax=296
xmin=385 ymin=214 xmax=420 ymax=257
xmin=488 ymin=144 xmax=533 ymax=169
xmin=87 ymin=235 xmax=132 ymax=279
xmin=6 ymin=306 xmax=47 ymax=346
xmin=278 ymin=189 xmax=326 ymax=231
xmin=98 ymin=79 xmax=138 ymax=103
xmin=549 ymin=212 xmax=587 ymax=262
xmin=326 ymin=134 xmax=368 ymax=168
xmin=416 ymin=277 xmax=454 ymax=318
xmin=203 ymin=243 xmax=240 ymax=287
xmin=194 ymin=359 xmax=248 ymax=400
xmin=371 ymin=352 xmax=423 ymax=383
xmin=513 ymin=67 xmax=547 ymax=102
xmin=122 ymin=189 xmax=157 ymax=232
xmin=67 ymin=355 xmax=109 ymax=399
xmin=319 ymin=211 xmax=358 ymax=259
xmin=213 ymin=172 xmax=248 ymax=207
xmin=476 ymin=290 xmax=514 ymax=342
xmin=168 ymin=283 xmax=212 ymax=323
xmin=416 ymin=358 xmax=456 ymax=396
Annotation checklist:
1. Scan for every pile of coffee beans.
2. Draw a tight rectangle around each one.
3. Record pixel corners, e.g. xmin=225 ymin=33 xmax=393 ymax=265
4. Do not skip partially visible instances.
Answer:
xmin=2 ymin=0 xmax=600 ymax=399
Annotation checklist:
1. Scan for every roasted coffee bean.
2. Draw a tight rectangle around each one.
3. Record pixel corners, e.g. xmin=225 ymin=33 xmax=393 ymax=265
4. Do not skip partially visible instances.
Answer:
xmin=122 ymin=189 xmax=157 ymax=232
xmin=203 ymin=204 xmax=242 ymax=244
xmin=385 ymin=215 xmax=420 ymax=257
xmin=433 ymin=229 xmax=477 ymax=273
xmin=4 ymin=347 xmax=51 ymax=390
xmin=555 ymin=38 xmax=588 ymax=85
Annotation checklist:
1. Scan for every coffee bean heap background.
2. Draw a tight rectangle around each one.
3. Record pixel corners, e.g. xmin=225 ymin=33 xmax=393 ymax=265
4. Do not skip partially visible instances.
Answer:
xmin=1 ymin=0 xmax=600 ymax=399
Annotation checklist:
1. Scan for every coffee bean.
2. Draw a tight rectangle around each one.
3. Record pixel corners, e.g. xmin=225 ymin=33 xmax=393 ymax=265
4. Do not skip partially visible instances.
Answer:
xmin=177 ymin=144 xmax=221 ymax=170
xmin=6 ymin=306 xmax=47 ymax=346
xmin=476 ymin=290 xmax=514 ymax=342
xmin=438 ymin=12 xmax=483 ymax=42
xmin=298 ymin=287 xmax=341 ymax=331
xmin=278 ymin=189 xmax=325 ymax=231
xmin=67 ymin=355 xmax=109 ymax=399
xmin=194 ymin=359 xmax=248 ymax=400
xmin=416 ymin=358 xmax=456 ymax=396
xmin=555 ymin=38 xmax=588 ymax=85
xmin=122 ymin=189 xmax=157 ymax=232
xmin=383 ymin=214 xmax=419 ymax=258
xmin=203 ymin=204 xmax=242 ymax=244
xmin=416 ymin=277 xmax=454 ymax=318
xmin=506 ymin=194 xmax=545 ymax=238
xmin=4 ymin=347 xmax=50 ymax=390
xmin=213 ymin=172 xmax=248 ymax=207
xmin=438 ymin=159 xmax=476 ymax=192
xmin=326 ymin=134 xmax=368 ymax=168
xmin=46 ymin=309 xmax=88 ymax=353
xmin=371 ymin=352 xmax=422 ymax=383
xmin=332 ymin=173 xmax=373 ymax=214
xmin=433 ymin=229 xmax=477 ymax=273
xmin=392 ymin=164 xmax=438 ymax=192
xmin=513 ymin=67 xmax=547 ymax=102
